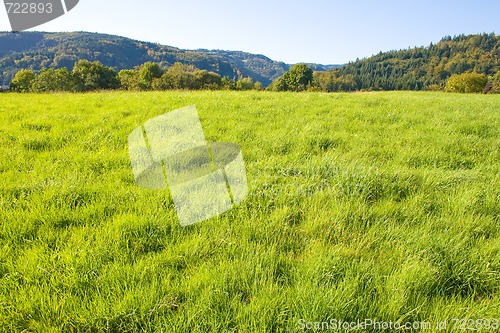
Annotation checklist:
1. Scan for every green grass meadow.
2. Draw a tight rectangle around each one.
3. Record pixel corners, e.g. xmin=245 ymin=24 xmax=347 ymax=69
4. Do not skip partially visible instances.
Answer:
xmin=0 ymin=91 xmax=499 ymax=332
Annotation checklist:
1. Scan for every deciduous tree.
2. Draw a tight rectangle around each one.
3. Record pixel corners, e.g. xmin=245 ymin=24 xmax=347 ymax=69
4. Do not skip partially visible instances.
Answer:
xmin=72 ymin=60 xmax=119 ymax=91
xmin=138 ymin=62 xmax=163 ymax=90
xmin=9 ymin=69 xmax=35 ymax=92
xmin=445 ymin=72 xmax=487 ymax=93
xmin=118 ymin=69 xmax=139 ymax=90
xmin=31 ymin=68 xmax=74 ymax=92
xmin=284 ymin=64 xmax=313 ymax=92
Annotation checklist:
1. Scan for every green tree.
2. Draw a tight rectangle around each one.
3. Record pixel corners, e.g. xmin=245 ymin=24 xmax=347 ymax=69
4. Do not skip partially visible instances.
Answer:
xmin=138 ymin=62 xmax=163 ymax=90
xmin=235 ymin=77 xmax=255 ymax=90
xmin=445 ymin=72 xmax=488 ymax=93
xmin=267 ymin=76 xmax=288 ymax=91
xmin=154 ymin=63 xmax=196 ymax=90
xmin=31 ymin=68 xmax=74 ymax=92
xmin=118 ymin=69 xmax=140 ymax=90
xmin=72 ymin=60 xmax=119 ymax=91
xmin=191 ymin=70 xmax=221 ymax=90
xmin=9 ymin=69 xmax=35 ymax=92
xmin=284 ymin=64 xmax=313 ymax=91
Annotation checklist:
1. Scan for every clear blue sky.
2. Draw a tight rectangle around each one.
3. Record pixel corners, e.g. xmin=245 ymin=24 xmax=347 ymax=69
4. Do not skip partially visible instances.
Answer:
xmin=1 ymin=0 xmax=499 ymax=64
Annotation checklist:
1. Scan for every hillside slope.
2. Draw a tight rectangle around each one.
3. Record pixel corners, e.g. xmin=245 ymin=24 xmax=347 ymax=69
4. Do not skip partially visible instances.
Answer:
xmin=0 ymin=31 xmax=334 ymax=86
xmin=330 ymin=33 xmax=500 ymax=90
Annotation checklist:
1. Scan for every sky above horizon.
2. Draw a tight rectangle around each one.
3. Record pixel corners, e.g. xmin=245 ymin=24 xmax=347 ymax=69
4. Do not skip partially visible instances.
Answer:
xmin=1 ymin=0 xmax=499 ymax=64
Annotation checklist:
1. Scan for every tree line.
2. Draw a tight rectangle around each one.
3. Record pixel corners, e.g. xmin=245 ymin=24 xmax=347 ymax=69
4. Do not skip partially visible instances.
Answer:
xmin=305 ymin=33 xmax=500 ymax=93
xmin=267 ymin=64 xmax=500 ymax=94
xmin=266 ymin=33 xmax=500 ymax=94
xmin=8 ymin=60 xmax=262 ymax=92
xmin=7 ymin=32 xmax=500 ymax=94
xmin=9 ymin=60 xmax=500 ymax=94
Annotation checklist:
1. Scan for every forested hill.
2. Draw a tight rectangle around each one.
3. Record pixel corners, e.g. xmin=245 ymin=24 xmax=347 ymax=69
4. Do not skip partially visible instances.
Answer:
xmin=2 ymin=31 xmax=498 ymax=91
xmin=0 ymin=31 xmax=336 ymax=86
xmin=324 ymin=33 xmax=500 ymax=91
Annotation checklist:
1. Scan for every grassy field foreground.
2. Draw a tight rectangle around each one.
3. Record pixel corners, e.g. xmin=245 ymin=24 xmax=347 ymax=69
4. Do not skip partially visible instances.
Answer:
xmin=0 ymin=91 xmax=499 ymax=332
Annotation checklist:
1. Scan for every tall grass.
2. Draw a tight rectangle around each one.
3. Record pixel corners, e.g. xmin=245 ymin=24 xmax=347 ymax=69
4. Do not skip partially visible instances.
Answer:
xmin=0 ymin=91 xmax=499 ymax=332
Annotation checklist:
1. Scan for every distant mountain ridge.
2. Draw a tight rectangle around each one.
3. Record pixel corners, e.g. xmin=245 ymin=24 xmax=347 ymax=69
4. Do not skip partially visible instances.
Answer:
xmin=0 ymin=31 xmax=339 ymax=86
xmin=3 ymin=31 xmax=493 ymax=92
